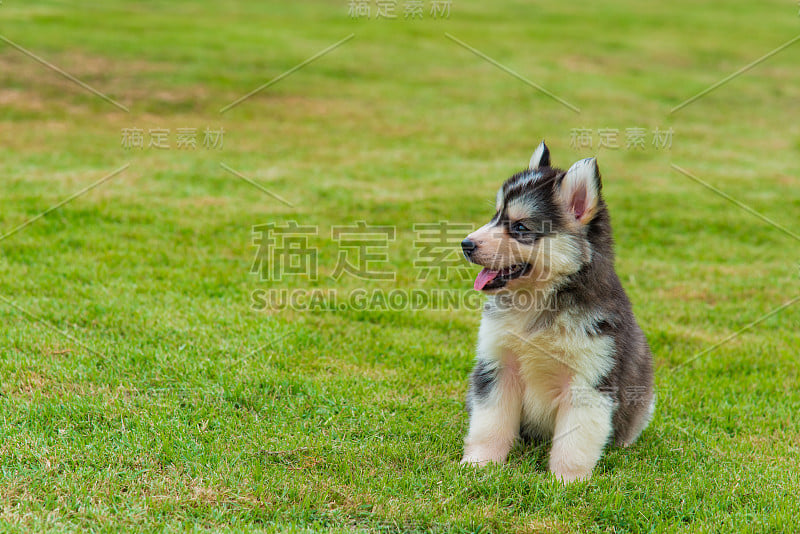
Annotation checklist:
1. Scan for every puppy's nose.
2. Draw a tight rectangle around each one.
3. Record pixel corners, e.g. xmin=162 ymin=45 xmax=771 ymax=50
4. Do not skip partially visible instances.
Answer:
xmin=461 ymin=238 xmax=477 ymax=256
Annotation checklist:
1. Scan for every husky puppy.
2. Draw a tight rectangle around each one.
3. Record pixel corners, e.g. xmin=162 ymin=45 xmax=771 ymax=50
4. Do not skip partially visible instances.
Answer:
xmin=460 ymin=142 xmax=654 ymax=482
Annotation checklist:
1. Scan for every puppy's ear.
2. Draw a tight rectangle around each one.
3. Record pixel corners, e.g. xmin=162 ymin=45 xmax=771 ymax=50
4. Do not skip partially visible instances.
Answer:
xmin=495 ymin=185 xmax=504 ymax=211
xmin=559 ymin=157 xmax=601 ymax=224
xmin=529 ymin=140 xmax=550 ymax=169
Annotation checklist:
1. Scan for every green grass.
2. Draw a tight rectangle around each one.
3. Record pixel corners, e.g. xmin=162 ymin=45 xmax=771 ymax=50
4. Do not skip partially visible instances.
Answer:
xmin=1 ymin=0 xmax=799 ymax=531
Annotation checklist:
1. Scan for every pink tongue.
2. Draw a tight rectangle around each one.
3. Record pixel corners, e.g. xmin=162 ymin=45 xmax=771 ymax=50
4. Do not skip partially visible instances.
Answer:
xmin=474 ymin=268 xmax=499 ymax=291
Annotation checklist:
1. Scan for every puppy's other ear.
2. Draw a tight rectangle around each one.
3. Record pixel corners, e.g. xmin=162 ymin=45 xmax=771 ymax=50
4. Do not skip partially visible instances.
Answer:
xmin=529 ymin=140 xmax=550 ymax=169
xmin=559 ymin=157 xmax=601 ymax=224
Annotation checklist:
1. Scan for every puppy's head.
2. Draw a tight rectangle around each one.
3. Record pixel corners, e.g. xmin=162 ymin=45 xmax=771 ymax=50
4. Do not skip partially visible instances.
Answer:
xmin=462 ymin=141 xmax=606 ymax=293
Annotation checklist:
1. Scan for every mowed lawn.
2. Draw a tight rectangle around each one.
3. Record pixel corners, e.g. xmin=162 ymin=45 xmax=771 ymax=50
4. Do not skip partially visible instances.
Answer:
xmin=1 ymin=0 xmax=799 ymax=531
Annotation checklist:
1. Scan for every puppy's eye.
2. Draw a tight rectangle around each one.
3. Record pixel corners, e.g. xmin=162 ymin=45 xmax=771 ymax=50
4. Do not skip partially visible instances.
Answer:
xmin=511 ymin=222 xmax=529 ymax=234
xmin=511 ymin=221 xmax=546 ymax=241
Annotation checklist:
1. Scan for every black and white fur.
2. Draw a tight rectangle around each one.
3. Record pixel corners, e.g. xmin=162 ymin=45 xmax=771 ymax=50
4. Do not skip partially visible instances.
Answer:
xmin=460 ymin=141 xmax=655 ymax=482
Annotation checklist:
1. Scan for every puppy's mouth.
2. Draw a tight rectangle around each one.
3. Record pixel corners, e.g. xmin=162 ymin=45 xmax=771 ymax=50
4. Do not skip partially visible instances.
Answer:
xmin=473 ymin=263 xmax=531 ymax=291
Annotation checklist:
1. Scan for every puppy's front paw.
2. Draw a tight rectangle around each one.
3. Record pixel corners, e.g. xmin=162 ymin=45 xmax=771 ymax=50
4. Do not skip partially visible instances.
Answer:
xmin=460 ymin=456 xmax=490 ymax=467
xmin=460 ymin=444 xmax=509 ymax=467
xmin=550 ymin=466 xmax=591 ymax=483
xmin=459 ymin=455 xmax=500 ymax=467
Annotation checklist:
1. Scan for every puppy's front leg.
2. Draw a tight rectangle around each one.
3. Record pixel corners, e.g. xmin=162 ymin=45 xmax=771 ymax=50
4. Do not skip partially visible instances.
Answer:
xmin=548 ymin=386 xmax=613 ymax=482
xmin=461 ymin=358 xmax=522 ymax=466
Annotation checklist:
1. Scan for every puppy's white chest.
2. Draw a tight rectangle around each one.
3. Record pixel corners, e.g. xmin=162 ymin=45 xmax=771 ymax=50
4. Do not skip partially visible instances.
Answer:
xmin=478 ymin=308 xmax=615 ymax=435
